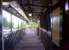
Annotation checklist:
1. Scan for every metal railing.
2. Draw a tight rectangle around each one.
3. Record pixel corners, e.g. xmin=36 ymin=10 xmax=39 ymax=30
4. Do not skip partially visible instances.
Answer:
xmin=3 ymin=29 xmax=25 ymax=50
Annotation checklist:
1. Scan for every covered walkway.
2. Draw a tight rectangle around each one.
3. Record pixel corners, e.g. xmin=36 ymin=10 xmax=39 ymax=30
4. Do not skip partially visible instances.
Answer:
xmin=0 ymin=0 xmax=64 ymax=50
xmin=14 ymin=28 xmax=45 ymax=50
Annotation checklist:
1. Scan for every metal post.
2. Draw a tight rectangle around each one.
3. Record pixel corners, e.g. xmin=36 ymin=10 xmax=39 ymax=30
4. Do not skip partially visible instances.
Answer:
xmin=18 ymin=19 xmax=19 ymax=29
xmin=11 ymin=14 xmax=12 ymax=32
xmin=1 ymin=1 xmax=3 ymax=50
xmin=0 ymin=0 xmax=4 ymax=50
xmin=21 ymin=20 xmax=22 ymax=29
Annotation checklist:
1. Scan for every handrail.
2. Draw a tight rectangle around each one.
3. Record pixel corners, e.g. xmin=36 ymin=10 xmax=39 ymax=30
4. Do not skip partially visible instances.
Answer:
xmin=39 ymin=27 xmax=51 ymax=37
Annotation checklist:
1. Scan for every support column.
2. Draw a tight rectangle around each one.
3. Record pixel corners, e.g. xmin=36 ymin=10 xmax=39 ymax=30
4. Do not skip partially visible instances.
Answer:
xmin=0 ymin=0 xmax=2 ymax=50
xmin=40 ymin=0 xmax=52 ymax=50
xmin=40 ymin=0 xmax=52 ymax=31
xmin=40 ymin=13 xmax=47 ymax=30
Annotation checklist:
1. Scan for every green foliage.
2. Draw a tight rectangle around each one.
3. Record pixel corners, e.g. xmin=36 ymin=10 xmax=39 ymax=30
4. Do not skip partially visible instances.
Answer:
xmin=28 ymin=22 xmax=38 ymax=29
xmin=2 ymin=17 xmax=13 ymax=28
xmin=2 ymin=16 xmax=38 ymax=29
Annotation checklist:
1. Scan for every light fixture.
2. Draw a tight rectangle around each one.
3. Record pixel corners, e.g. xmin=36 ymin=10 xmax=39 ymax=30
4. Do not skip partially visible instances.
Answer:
xmin=2 ymin=2 xmax=9 ymax=5
xmin=65 ymin=1 xmax=69 ymax=11
xmin=29 ymin=13 xmax=32 ymax=16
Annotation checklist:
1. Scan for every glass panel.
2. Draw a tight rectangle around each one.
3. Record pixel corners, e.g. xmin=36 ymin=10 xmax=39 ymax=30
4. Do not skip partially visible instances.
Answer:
xmin=2 ymin=10 xmax=11 ymax=37
xmin=18 ymin=18 xmax=22 ymax=29
xmin=12 ymin=15 xmax=19 ymax=31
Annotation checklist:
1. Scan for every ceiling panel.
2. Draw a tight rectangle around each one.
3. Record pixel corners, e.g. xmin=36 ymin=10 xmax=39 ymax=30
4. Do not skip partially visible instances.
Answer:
xmin=21 ymin=0 xmax=28 ymax=5
xmin=3 ymin=0 xmax=15 ymax=2
xmin=32 ymin=0 xmax=42 ymax=6
xmin=52 ymin=0 xmax=59 ymax=6
xmin=33 ymin=13 xmax=40 ymax=16
xmin=32 ymin=6 xmax=42 ymax=12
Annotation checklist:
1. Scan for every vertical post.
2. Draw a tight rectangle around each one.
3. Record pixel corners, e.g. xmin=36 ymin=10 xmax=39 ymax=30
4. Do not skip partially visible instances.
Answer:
xmin=11 ymin=14 xmax=12 ymax=32
xmin=21 ymin=20 xmax=23 ymax=29
xmin=18 ymin=19 xmax=19 ymax=29
xmin=60 ymin=0 xmax=65 ymax=47
xmin=0 ymin=0 xmax=2 ymax=35
xmin=47 ymin=0 xmax=52 ymax=31
xmin=47 ymin=0 xmax=52 ymax=50
xmin=0 ymin=0 xmax=2 ymax=50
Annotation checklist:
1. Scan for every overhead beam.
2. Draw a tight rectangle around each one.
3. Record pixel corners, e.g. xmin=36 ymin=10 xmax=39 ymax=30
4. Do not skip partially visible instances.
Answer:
xmin=52 ymin=1 xmax=60 ymax=11
xmin=2 ymin=5 xmax=26 ymax=20
xmin=42 ymin=1 xmax=60 ymax=16
xmin=9 ymin=1 xmax=30 ymax=22
xmin=32 ymin=12 xmax=42 ymax=13
xmin=2 ymin=0 xmax=10 ymax=2
xmin=2 ymin=0 xmax=16 ymax=2
xmin=21 ymin=4 xmax=48 ymax=8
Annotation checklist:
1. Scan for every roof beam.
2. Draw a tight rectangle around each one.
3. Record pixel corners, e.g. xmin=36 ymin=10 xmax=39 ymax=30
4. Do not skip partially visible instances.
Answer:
xmin=42 ymin=1 xmax=60 ymax=16
xmin=2 ymin=0 xmax=16 ymax=2
xmin=9 ymin=1 xmax=30 ymax=22
xmin=2 ymin=5 xmax=27 ymax=21
xmin=21 ymin=4 xmax=48 ymax=8
xmin=32 ymin=12 xmax=42 ymax=13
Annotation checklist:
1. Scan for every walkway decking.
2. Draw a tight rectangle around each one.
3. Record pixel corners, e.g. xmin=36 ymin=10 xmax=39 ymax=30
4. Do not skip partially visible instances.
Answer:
xmin=14 ymin=28 xmax=45 ymax=50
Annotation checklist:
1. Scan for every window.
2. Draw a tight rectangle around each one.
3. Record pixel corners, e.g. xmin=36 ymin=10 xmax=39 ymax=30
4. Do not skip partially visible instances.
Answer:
xmin=12 ymin=15 xmax=19 ymax=31
xmin=2 ymin=10 xmax=12 ymax=37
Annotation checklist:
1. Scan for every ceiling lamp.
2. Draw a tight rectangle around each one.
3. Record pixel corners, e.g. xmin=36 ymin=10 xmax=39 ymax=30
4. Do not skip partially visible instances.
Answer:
xmin=29 ymin=13 xmax=32 ymax=16
xmin=2 ymin=2 xmax=9 ymax=5
xmin=65 ymin=1 xmax=69 ymax=11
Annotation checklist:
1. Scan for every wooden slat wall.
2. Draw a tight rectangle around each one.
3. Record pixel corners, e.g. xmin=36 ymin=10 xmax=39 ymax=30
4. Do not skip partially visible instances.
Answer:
xmin=51 ymin=7 xmax=61 ymax=46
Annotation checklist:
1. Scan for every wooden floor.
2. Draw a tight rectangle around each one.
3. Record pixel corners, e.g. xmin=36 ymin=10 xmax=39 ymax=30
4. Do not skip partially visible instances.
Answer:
xmin=14 ymin=28 xmax=45 ymax=50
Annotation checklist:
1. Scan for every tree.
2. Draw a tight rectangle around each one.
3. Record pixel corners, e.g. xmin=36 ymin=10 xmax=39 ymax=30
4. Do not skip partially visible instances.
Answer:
xmin=2 ymin=17 xmax=13 ymax=28
xmin=2 ymin=17 xmax=9 ymax=27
